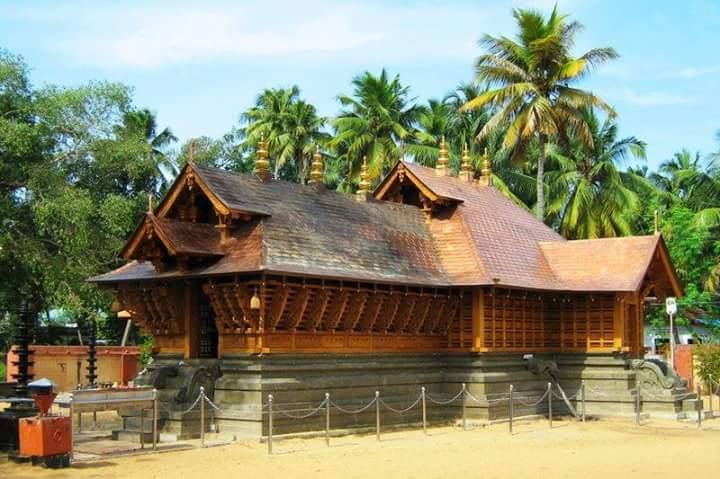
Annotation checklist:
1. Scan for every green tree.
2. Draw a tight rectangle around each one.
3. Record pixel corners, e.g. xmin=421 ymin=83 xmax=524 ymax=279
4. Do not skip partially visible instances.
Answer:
xmin=545 ymin=108 xmax=647 ymax=239
xmin=332 ymin=69 xmax=422 ymax=188
xmin=461 ymin=6 xmax=618 ymax=220
xmin=0 ymin=49 xmax=168 ymax=344
xmin=240 ymin=86 xmax=327 ymax=183
xmin=119 ymin=109 xmax=178 ymax=182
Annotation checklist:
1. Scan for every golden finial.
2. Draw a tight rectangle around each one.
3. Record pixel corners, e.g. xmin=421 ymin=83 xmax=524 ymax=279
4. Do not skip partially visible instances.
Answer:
xmin=459 ymin=143 xmax=473 ymax=181
xmin=356 ymin=156 xmax=371 ymax=200
xmin=309 ymin=145 xmax=324 ymax=185
xmin=254 ymin=134 xmax=271 ymax=182
xmin=479 ymin=147 xmax=494 ymax=187
xmin=188 ymin=139 xmax=196 ymax=164
xmin=435 ymin=136 xmax=449 ymax=176
xmin=654 ymin=209 xmax=659 ymax=234
xmin=147 ymin=193 xmax=154 ymax=215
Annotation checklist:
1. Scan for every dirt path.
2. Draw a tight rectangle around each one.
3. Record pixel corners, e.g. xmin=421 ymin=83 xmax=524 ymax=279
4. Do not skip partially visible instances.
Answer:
xmin=3 ymin=418 xmax=720 ymax=479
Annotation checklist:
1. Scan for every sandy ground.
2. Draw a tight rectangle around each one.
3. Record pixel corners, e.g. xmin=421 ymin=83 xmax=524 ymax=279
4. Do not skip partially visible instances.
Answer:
xmin=2 ymin=416 xmax=720 ymax=479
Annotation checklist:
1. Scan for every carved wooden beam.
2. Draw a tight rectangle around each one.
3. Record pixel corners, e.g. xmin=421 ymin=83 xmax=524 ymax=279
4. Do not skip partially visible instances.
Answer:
xmin=232 ymin=283 xmax=255 ymax=332
xmin=325 ymin=289 xmax=350 ymax=331
xmin=268 ymin=284 xmax=291 ymax=332
xmin=309 ymin=289 xmax=332 ymax=332
xmin=409 ymin=296 xmax=432 ymax=334
xmin=361 ymin=293 xmax=386 ymax=332
xmin=203 ymin=283 xmax=231 ymax=333
xmin=142 ymin=289 xmax=163 ymax=334
xmin=288 ymin=287 xmax=312 ymax=331
xmin=427 ymin=297 xmax=448 ymax=334
xmin=436 ymin=296 xmax=460 ymax=335
xmin=393 ymin=295 xmax=418 ymax=333
xmin=375 ymin=294 xmax=401 ymax=333
xmin=341 ymin=291 xmax=367 ymax=332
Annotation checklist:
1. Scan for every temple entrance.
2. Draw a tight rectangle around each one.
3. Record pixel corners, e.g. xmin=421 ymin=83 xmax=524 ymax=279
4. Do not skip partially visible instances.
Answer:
xmin=198 ymin=295 xmax=218 ymax=359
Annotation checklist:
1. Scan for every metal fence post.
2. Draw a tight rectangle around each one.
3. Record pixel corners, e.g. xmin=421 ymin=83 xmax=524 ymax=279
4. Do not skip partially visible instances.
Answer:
xmin=697 ymin=384 xmax=703 ymax=428
xmin=267 ymin=394 xmax=273 ymax=455
xmin=547 ymin=382 xmax=552 ymax=429
xmin=325 ymin=393 xmax=330 ymax=447
xmin=581 ymin=380 xmax=586 ymax=423
xmin=421 ymin=387 xmax=427 ymax=435
xmin=140 ymin=407 xmax=145 ymax=449
xmin=635 ymin=382 xmax=641 ymax=426
xmin=153 ymin=388 xmax=158 ymax=451
xmin=200 ymin=386 xmax=206 ymax=447
xmin=375 ymin=391 xmax=380 ymax=441
xmin=707 ymin=379 xmax=713 ymax=418
xmin=462 ymin=383 xmax=467 ymax=431
xmin=508 ymin=384 xmax=514 ymax=435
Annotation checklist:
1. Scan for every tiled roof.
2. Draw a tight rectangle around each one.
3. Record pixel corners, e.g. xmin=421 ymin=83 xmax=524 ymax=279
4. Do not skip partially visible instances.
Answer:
xmin=539 ymin=235 xmax=662 ymax=292
xmin=151 ymin=216 xmax=224 ymax=256
xmin=92 ymin=161 xmax=679 ymax=294
xmin=401 ymin=162 xmax=565 ymax=289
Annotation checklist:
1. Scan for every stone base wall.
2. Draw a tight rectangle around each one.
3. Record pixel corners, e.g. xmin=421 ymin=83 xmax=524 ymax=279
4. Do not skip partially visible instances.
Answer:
xmin=121 ymin=352 xmax=696 ymax=441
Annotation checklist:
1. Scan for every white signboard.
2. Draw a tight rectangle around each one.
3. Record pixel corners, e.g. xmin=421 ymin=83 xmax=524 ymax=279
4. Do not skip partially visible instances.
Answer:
xmin=665 ymin=297 xmax=677 ymax=316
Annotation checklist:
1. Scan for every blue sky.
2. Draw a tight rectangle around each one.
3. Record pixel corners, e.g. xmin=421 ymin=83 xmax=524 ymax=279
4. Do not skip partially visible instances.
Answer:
xmin=2 ymin=0 xmax=719 ymax=169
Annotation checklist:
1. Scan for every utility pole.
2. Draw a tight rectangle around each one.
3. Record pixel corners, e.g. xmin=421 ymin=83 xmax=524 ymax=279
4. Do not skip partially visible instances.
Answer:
xmin=666 ymin=297 xmax=677 ymax=370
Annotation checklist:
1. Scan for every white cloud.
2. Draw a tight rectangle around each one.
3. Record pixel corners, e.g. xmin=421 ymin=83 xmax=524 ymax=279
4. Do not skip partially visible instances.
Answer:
xmin=661 ymin=66 xmax=719 ymax=79
xmin=621 ymin=88 xmax=695 ymax=106
xmin=3 ymin=1 xmax=509 ymax=69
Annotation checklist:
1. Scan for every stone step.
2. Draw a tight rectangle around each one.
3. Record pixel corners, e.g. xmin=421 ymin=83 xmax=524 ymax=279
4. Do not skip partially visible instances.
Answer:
xmin=112 ymin=430 xmax=157 ymax=443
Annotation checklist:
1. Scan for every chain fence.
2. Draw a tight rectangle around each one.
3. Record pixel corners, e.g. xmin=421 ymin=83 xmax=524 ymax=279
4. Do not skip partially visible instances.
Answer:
xmin=160 ymin=377 xmax=720 ymax=454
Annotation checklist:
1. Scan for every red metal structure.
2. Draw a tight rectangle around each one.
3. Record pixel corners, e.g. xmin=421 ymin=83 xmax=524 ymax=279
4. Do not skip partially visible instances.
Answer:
xmin=18 ymin=379 xmax=72 ymax=468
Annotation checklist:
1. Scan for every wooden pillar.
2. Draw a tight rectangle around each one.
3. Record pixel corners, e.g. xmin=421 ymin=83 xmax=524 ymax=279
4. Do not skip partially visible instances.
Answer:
xmin=184 ymin=282 xmax=199 ymax=359
xmin=637 ymin=297 xmax=645 ymax=357
xmin=472 ymin=287 xmax=485 ymax=351
xmin=613 ymin=293 xmax=625 ymax=351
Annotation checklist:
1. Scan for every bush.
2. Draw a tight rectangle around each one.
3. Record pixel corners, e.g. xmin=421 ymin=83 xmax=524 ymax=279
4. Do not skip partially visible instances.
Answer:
xmin=695 ymin=344 xmax=720 ymax=390
xmin=139 ymin=335 xmax=154 ymax=368
xmin=0 ymin=359 xmax=5 ymax=381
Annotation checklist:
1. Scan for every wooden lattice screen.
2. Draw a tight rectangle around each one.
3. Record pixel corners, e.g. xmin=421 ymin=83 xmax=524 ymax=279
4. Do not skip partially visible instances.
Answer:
xmin=481 ymin=288 xmax=617 ymax=352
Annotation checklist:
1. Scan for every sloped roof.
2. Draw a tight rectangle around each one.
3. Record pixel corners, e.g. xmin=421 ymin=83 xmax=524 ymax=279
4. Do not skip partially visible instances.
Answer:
xmin=540 ymin=235 xmax=682 ymax=294
xmin=395 ymin=162 xmax=566 ymax=289
xmin=92 ymin=161 xmax=682 ymax=295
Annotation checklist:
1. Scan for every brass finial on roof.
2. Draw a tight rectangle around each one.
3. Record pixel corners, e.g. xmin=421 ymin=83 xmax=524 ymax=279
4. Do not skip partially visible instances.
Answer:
xmin=654 ymin=209 xmax=659 ymax=235
xmin=254 ymin=134 xmax=271 ymax=182
xmin=435 ymin=136 xmax=449 ymax=176
xmin=147 ymin=193 xmax=154 ymax=215
xmin=309 ymin=145 xmax=324 ymax=186
xmin=188 ymin=139 xmax=196 ymax=165
xmin=356 ymin=156 xmax=371 ymax=201
xmin=479 ymin=147 xmax=494 ymax=187
xmin=459 ymin=143 xmax=474 ymax=182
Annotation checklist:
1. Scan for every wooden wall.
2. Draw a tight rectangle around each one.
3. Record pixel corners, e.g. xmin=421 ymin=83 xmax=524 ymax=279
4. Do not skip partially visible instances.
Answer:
xmin=475 ymin=287 xmax=641 ymax=354
xmin=116 ymin=278 xmax=646 ymax=358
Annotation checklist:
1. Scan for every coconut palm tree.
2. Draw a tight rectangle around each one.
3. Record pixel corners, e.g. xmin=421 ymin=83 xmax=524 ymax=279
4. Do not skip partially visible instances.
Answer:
xmin=545 ymin=108 xmax=647 ymax=239
xmin=332 ymin=69 xmax=422 ymax=187
xmin=240 ymin=86 xmax=327 ymax=183
xmin=408 ymin=99 xmax=454 ymax=167
xmin=461 ymin=6 xmax=618 ymax=221
xmin=120 ymin=109 xmax=177 ymax=181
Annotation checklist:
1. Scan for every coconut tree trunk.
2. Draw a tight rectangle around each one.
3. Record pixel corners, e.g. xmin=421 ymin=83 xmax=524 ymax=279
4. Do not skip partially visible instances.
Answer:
xmin=536 ymin=136 xmax=546 ymax=221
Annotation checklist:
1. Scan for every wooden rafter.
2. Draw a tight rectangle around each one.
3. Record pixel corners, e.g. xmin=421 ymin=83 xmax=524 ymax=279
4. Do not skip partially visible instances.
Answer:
xmin=411 ymin=296 xmax=437 ymax=334
xmin=268 ymin=284 xmax=291 ymax=331
xmin=437 ymin=296 xmax=459 ymax=334
xmin=375 ymin=294 xmax=401 ymax=333
xmin=308 ymin=289 xmax=331 ymax=332
xmin=393 ymin=295 xmax=418 ymax=333
xmin=341 ymin=292 xmax=367 ymax=331
xmin=288 ymin=287 xmax=311 ymax=331
xmin=358 ymin=293 xmax=385 ymax=332
xmin=325 ymin=290 xmax=350 ymax=331
xmin=427 ymin=297 xmax=448 ymax=334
